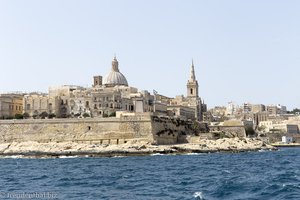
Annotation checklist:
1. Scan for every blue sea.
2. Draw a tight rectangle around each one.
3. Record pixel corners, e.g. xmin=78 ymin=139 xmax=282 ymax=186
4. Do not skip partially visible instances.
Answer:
xmin=0 ymin=148 xmax=300 ymax=200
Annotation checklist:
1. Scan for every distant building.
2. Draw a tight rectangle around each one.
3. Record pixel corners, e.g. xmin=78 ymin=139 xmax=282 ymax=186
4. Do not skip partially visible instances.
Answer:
xmin=0 ymin=93 xmax=23 ymax=119
xmin=282 ymin=136 xmax=294 ymax=144
xmin=243 ymin=103 xmax=252 ymax=113
xmin=226 ymin=102 xmax=239 ymax=115
xmin=267 ymin=104 xmax=287 ymax=115
xmin=167 ymin=105 xmax=196 ymax=120
xmin=251 ymin=104 xmax=266 ymax=113
xmin=259 ymin=121 xmax=299 ymax=134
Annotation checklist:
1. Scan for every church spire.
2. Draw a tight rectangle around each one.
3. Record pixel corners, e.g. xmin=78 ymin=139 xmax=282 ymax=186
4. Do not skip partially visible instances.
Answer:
xmin=190 ymin=59 xmax=196 ymax=81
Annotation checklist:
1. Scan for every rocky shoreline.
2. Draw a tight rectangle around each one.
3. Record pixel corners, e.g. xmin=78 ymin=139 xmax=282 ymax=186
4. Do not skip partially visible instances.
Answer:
xmin=0 ymin=137 xmax=276 ymax=158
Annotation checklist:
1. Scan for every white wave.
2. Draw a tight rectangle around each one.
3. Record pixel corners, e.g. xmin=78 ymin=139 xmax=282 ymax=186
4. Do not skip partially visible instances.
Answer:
xmin=186 ymin=153 xmax=204 ymax=156
xmin=150 ymin=153 xmax=165 ymax=156
xmin=193 ymin=191 xmax=204 ymax=200
xmin=58 ymin=155 xmax=79 ymax=159
xmin=3 ymin=155 xmax=24 ymax=159
xmin=258 ymin=149 xmax=267 ymax=152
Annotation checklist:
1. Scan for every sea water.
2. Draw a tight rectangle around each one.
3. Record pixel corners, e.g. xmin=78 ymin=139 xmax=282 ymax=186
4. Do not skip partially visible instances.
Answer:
xmin=0 ymin=148 xmax=299 ymax=200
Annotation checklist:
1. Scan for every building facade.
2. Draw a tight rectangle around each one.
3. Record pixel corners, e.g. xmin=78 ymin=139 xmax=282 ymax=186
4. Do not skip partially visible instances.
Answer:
xmin=0 ymin=94 xmax=23 ymax=119
xmin=10 ymin=56 xmax=206 ymax=121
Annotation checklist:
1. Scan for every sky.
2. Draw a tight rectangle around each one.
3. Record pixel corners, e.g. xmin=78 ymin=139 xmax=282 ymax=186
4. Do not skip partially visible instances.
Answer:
xmin=0 ymin=0 xmax=299 ymax=110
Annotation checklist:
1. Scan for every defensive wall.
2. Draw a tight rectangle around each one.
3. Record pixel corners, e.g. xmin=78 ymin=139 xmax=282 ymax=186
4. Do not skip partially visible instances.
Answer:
xmin=0 ymin=114 xmax=195 ymax=145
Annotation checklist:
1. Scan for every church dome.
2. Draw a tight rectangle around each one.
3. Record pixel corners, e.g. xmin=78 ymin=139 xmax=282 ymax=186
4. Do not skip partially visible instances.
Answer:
xmin=103 ymin=56 xmax=128 ymax=87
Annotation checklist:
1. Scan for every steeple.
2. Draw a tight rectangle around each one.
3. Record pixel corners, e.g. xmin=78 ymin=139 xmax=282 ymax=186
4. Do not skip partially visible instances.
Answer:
xmin=190 ymin=60 xmax=196 ymax=82
xmin=112 ymin=55 xmax=119 ymax=72
xmin=187 ymin=60 xmax=199 ymax=98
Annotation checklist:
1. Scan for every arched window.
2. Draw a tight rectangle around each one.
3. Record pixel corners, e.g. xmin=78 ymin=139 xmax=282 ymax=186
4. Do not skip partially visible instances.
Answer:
xmin=190 ymin=88 xmax=193 ymax=95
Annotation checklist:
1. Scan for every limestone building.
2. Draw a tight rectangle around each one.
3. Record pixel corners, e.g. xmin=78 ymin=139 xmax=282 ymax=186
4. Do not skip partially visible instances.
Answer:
xmin=0 ymin=93 xmax=23 ymax=119
xmin=21 ymin=56 xmax=206 ymax=121
xmin=168 ymin=61 xmax=205 ymax=121
xmin=23 ymin=57 xmax=155 ymax=118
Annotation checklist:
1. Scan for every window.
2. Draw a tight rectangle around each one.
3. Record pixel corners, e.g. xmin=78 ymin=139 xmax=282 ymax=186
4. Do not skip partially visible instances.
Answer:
xmin=190 ymin=88 xmax=193 ymax=95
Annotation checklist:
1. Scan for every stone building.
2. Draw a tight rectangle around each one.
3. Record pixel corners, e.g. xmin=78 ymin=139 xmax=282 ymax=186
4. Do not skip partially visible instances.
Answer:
xmin=0 ymin=93 xmax=23 ymax=119
xmin=166 ymin=61 xmax=205 ymax=121
xmin=251 ymin=104 xmax=266 ymax=113
xmin=23 ymin=57 xmax=155 ymax=118
xmin=23 ymin=93 xmax=58 ymax=117
xmin=21 ymin=56 xmax=206 ymax=121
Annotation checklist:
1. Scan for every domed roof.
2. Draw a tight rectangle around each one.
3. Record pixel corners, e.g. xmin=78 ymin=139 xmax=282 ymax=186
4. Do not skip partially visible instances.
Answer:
xmin=103 ymin=56 xmax=128 ymax=87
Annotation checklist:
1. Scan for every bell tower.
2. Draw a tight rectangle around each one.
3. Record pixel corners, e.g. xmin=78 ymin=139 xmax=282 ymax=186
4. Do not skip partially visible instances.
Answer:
xmin=187 ymin=60 xmax=199 ymax=98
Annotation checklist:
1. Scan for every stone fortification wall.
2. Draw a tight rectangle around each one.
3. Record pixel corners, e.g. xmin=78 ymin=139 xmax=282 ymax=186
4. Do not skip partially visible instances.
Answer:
xmin=0 ymin=115 xmax=153 ymax=144
xmin=0 ymin=114 xmax=193 ymax=145
xmin=151 ymin=116 xmax=194 ymax=145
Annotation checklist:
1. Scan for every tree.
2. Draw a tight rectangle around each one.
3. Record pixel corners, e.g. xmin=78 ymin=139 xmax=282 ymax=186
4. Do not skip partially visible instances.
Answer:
xmin=48 ymin=113 xmax=56 ymax=119
xmin=74 ymin=113 xmax=81 ymax=118
xmin=39 ymin=112 xmax=49 ymax=119
xmin=14 ymin=114 xmax=24 ymax=119
xmin=83 ymin=113 xmax=90 ymax=118
xmin=109 ymin=112 xmax=116 ymax=117
xmin=23 ymin=112 xmax=30 ymax=119
xmin=287 ymin=108 xmax=300 ymax=114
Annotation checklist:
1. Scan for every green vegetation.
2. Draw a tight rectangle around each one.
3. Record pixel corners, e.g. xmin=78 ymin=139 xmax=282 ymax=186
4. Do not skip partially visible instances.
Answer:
xmin=74 ymin=113 xmax=81 ymax=118
xmin=48 ymin=113 xmax=56 ymax=119
xmin=32 ymin=114 xmax=38 ymax=119
xmin=287 ymin=108 xmax=300 ymax=114
xmin=109 ymin=112 xmax=116 ymax=117
xmin=212 ymin=131 xmax=230 ymax=139
xmin=39 ymin=112 xmax=49 ymax=119
xmin=23 ymin=112 xmax=30 ymax=119
xmin=83 ymin=113 xmax=90 ymax=118
xmin=14 ymin=114 xmax=24 ymax=119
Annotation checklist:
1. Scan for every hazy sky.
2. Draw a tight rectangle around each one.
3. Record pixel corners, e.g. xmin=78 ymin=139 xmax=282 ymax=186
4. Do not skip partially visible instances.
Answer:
xmin=0 ymin=0 xmax=299 ymax=109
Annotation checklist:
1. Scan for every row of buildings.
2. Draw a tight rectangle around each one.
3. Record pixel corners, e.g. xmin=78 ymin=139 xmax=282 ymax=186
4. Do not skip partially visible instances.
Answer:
xmin=208 ymin=102 xmax=300 ymax=134
xmin=0 ymin=57 xmax=207 ymax=121
xmin=225 ymin=102 xmax=287 ymax=116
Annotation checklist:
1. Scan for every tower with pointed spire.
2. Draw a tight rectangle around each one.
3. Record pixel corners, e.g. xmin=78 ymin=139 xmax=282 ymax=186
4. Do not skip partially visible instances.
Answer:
xmin=187 ymin=60 xmax=199 ymax=98
xmin=186 ymin=60 xmax=203 ymax=121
